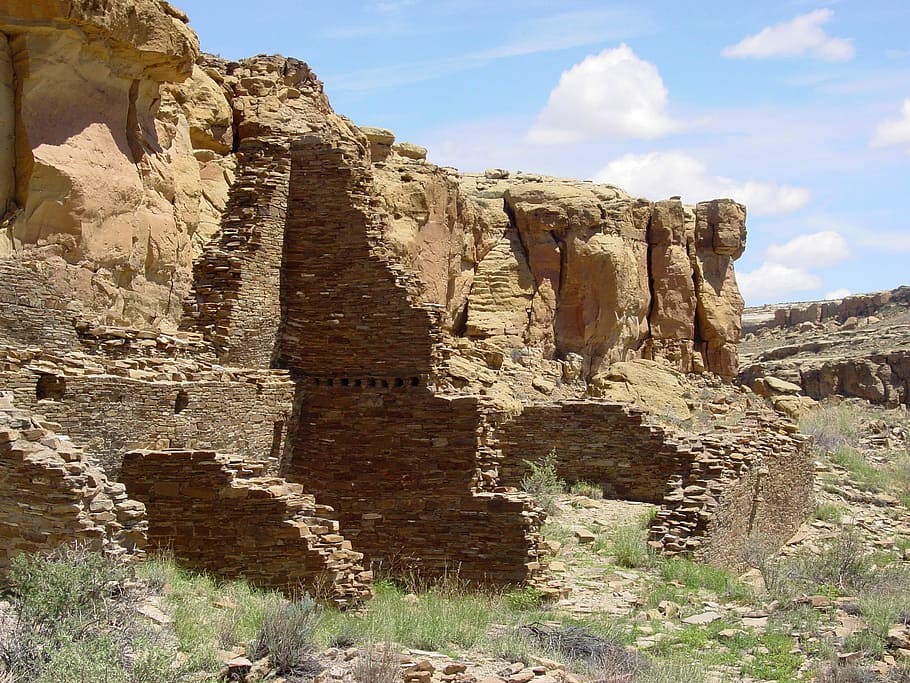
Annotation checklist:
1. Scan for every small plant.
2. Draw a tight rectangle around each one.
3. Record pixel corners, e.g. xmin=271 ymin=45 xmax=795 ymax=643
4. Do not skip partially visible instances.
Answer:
xmin=521 ymin=449 xmax=565 ymax=516
xmin=800 ymin=402 xmax=862 ymax=452
xmin=610 ymin=524 xmax=654 ymax=569
xmin=505 ymin=586 xmax=546 ymax=611
xmin=351 ymin=643 xmax=400 ymax=683
xmin=568 ymin=480 xmax=603 ymax=499
xmin=250 ymin=596 xmax=323 ymax=680
xmin=815 ymin=502 xmax=846 ymax=523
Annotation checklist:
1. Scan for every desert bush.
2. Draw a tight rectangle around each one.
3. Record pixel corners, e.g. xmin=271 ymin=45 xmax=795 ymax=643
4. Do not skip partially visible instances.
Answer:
xmin=351 ymin=643 xmax=400 ymax=683
xmin=800 ymin=402 xmax=863 ymax=452
xmin=504 ymin=586 xmax=547 ymax=611
xmin=250 ymin=596 xmax=323 ymax=680
xmin=519 ymin=623 xmax=645 ymax=674
xmin=0 ymin=544 xmax=176 ymax=683
xmin=814 ymin=661 xmax=879 ymax=682
xmin=521 ymin=449 xmax=565 ymax=516
xmin=815 ymin=502 xmax=846 ymax=523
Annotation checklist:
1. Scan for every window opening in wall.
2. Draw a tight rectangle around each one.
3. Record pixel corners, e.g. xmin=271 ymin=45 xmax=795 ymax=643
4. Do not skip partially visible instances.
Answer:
xmin=35 ymin=374 xmax=65 ymax=400
xmin=410 ymin=377 xmax=420 ymax=387
xmin=174 ymin=390 xmax=189 ymax=414
xmin=270 ymin=421 xmax=284 ymax=461
xmin=394 ymin=378 xmax=404 ymax=387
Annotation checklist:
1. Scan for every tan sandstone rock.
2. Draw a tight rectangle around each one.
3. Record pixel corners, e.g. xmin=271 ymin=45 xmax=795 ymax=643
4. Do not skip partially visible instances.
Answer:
xmin=587 ymin=359 xmax=691 ymax=420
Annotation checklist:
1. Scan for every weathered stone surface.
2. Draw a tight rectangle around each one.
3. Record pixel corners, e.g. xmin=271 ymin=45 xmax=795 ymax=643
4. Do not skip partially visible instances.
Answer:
xmin=0 ymin=401 xmax=147 ymax=575
xmin=587 ymin=359 xmax=691 ymax=420
xmin=120 ymin=449 xmax=372 ymax=606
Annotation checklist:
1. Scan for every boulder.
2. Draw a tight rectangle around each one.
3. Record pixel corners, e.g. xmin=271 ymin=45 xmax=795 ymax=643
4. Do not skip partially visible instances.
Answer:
xmin=587 ymin=359 xmax=691 ymax=420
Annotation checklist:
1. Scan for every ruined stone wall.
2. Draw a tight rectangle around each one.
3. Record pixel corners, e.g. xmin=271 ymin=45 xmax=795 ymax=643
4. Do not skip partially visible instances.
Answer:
xmin=496 ymin=401 xmax=813 ymax=569
xmin=496 ymin=401 xmax=692 ymax=503
xmin=0 ymin=349 xmax=294 ymax=475
xmin=181 ymin=137 xmax=289 ymax=365
xmin=181 ymin=56 xmax=343 ymax=366
xmin=0 ymin=260 xmax=80 ymax=352
xmin=0 ymin=401 xmax=147 ymax=575
xmin=120 ymin=449 xmax=371 ymax=606
xmin=278 ymin=134 xmax=548 ymax=586
xmin=279 ymin=134 xmax=439 ymax=378
xmin=285 ymin=384 xmax=548 ymax=584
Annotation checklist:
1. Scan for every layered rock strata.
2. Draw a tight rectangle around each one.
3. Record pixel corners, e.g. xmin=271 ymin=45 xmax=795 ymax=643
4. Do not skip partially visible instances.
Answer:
xmin=120 ymin=449 xmax=372 ymax=606
xmin=0 ymin=399 xmax=147 ymax=575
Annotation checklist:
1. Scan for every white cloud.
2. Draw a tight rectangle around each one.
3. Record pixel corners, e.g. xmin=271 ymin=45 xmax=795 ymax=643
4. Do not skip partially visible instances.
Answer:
xmin=855 ymin=230 xmax=910 ymax=252
xmin=870 ymin=99 xmax=910 ymax=149
xmin=765 ymin=230 xmax=850 ymax=268
xmin=722 ymin=9 xmax=854 ymax=62
xmin=737 ymin=263 xmax=822 ymax=302
xmin=825 ymin=288 xmax=851 ymax=300
xmin=591 ymin=151 xmax=810 ymax=216
xmin=526 ymin=45 xmax=684 ymax=145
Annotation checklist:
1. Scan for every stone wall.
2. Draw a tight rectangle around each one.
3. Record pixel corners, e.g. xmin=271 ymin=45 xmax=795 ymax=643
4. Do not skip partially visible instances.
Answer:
xmin=497 ymin=401 xmax=692 ymax=503
xmin=120 ymin=449 xmax=371 ymax=607
xmin=286 ymin=383 xmax=549 ymax=585
xmin=0 ymin=347 xmax=294 ymax=475
xmin=0 ymin=400 xmax=147 ymax=575
xmin=278 ymin=133 xmax=549 ymax=586
xmin=496 ymin=401 xmax=814 ymax=569
xmin=0 ymin=260 xmax=80 ymax=351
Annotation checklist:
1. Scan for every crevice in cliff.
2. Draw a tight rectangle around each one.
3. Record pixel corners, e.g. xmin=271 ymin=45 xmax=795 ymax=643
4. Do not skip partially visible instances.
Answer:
xmin=10 ymin=35 xmax=30 ymax=223
xmin=126 ymin=79 xmax=145 ymax=163
xmin=643 ymin=214 xmax=656 ymax=349
xmin=502 ymin=197 xmax=536 ymax=342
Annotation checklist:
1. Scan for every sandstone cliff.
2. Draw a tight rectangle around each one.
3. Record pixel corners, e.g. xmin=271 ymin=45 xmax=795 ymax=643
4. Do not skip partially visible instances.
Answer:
xmin=0 ymin=0 xmax=747 ymax=380
xmin=371 ymin=150 xmax=746 ymax=379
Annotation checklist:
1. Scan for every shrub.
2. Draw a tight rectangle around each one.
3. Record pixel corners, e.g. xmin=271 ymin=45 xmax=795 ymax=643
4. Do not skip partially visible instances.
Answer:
xmin=505 ymin=586 xmax=547 ymax=612
xmin=610 ymin=524 xmax=654 ymax=569
xmin=800 ymin=402 xmax=862 ymax=453
xmin=351 ymin=643 xmax=400 ymax=683
xmin=0 ymin=544 xmax=176 ymax=683
xmin=250 ymin=596 xmax=323 ymax=680
xmin=521 ymin=450 xmax=565 ymax=516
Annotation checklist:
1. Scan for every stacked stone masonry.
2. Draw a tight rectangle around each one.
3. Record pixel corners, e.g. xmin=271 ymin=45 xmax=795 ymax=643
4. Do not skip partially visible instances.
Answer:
xmin=496 ymin=401 xmax=814 ymax=569
xmin=0 ymin=346 xmax=294 ymax=475
xmin=0 ymin=399 xmax=148 ymax=576
xmin=119 ymin=449 xmax=372 ymax=607
xmin=279 ymin=133 xmax=550 ymax=586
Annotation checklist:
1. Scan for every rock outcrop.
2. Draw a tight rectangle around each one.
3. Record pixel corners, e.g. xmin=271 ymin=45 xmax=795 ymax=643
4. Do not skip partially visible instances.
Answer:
xmin=740 ymin=287 xmax=910 ymax=407
xmin=371 ymin=147 xmax=746 ymax=379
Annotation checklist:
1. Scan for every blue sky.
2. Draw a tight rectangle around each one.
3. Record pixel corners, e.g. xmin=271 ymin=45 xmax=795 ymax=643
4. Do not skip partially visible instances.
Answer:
xmin=176 ymin=0 xmax=910 ymax=306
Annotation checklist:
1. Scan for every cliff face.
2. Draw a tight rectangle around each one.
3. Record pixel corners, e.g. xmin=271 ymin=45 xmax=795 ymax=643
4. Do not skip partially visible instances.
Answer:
xmin=0 ymin=0 xmax=746 ymax=378
xmin=372 ymin=156 xmax=746 ymax=378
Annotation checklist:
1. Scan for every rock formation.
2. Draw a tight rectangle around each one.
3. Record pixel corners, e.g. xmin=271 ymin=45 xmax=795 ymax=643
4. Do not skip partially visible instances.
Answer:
xmin=740 ymin=287 xmax=910 ymax=407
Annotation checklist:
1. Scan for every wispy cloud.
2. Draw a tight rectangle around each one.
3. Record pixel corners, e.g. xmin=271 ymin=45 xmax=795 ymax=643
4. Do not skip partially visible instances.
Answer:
xmin=591 ymin=151 xmax=810 ymax=216
xmin=737 ymin=263 xmax=822 ymax=302
xmin=722 ymin=9 xmax=854 ymax=61
xmin=326 ymin=6 xmax=650 ymax=92
xmin=527 ymin=45 xmax=686 ymax=144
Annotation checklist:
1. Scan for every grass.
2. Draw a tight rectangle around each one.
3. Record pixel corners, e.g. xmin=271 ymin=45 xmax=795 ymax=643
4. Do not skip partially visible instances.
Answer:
xmin=655 ymin=557 xmax=753 ymax=603
xmin=568 ymin=480 xmax=603 ymax=499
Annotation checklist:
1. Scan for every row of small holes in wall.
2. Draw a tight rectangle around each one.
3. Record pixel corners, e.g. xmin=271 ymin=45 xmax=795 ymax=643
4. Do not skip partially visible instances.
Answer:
xmin=311 ymin=377 xmax=421 ymax=388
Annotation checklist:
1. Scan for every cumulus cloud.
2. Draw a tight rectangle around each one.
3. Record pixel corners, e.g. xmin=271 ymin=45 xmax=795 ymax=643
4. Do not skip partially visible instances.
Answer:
xmin=871 ymin=98 xmax=910 ymax=149
xmin=765 ymin=230 xmax=850 ymax=268
xmin=737 ymin=263 xmax=822 ymax=302
xmin=527 ymin=44 xmax=684 ymax=144
xmin=825 ymin=288 xmax=851 ymax=300
xmin=722 ymin=9 xmax=854 ymax=62
xmin=737 ymin=231 xmax=850 ymax=303
xmin=591 ymin=151 xmax=810 ymax=216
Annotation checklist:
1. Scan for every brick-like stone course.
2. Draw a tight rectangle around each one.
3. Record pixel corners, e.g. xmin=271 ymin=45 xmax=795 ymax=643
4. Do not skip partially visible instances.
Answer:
xmin=496 ymin=401 xmax=814 ymax=569
xmin=0 ymin=399 xmax=147 ymax=575
xmin=0 ymin=346 xmax=294 ymax=475
xmin=277 ymin=133 xmax=550 ymax=587
xmin=0 ymin=260 xmax=80 ymax=352
xmin=120 ymin=449 xmax=372 ymax=607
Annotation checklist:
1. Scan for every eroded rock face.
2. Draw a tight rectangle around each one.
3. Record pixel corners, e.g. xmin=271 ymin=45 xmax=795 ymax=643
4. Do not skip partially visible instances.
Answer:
xmin=0 ymin=0 xmax=223 ymax=328
xmin=373 ymin=157 xmax=747 ymax=378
